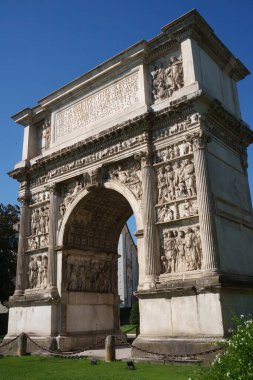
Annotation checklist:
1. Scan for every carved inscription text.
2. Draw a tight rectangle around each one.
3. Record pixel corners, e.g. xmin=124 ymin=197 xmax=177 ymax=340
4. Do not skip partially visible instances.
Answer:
xmin=54 ymin=72 xmax=140 ymax=140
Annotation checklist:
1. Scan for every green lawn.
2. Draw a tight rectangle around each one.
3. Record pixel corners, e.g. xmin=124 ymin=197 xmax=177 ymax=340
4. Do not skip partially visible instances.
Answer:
xmin=0 ymin=356 xmax=206 ymax=380
xmin=120 ymin=324 xmax=136 ymax=334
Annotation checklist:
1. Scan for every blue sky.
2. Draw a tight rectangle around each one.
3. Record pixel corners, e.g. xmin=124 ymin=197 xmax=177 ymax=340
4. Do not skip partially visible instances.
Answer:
xmin=1 ymin=0 xmax=253 ymax=237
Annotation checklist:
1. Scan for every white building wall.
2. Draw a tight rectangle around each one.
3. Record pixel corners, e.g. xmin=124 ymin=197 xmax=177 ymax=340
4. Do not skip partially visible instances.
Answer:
xmin=117 ymin=224 xmax=138 ymax=308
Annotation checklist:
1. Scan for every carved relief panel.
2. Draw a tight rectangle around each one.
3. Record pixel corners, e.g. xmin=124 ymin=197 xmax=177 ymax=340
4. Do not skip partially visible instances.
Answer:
xmin=155 ymin=138 xmax=202 ymax=274
xmin=29 ymin=131 xmax=148 ymax=189
xmin=27 ymin=253 xmax=48 ymax=289
xmin=150 ymin=52 xmax=184 ymax=102
xmin=152 ymin=114 xmax=200 ymax=143
xmin=27 ymin=190 xmax=50 ymax=251
xmin=161 ymin=225 xmax=202 ymax=274
xmin=66 ymin=255 xmax=117 ymax=294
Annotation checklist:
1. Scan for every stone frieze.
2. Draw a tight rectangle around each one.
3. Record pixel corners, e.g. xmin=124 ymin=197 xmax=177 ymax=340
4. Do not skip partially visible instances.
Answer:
xmin=54 ymin=72 xmax=140 ymax=141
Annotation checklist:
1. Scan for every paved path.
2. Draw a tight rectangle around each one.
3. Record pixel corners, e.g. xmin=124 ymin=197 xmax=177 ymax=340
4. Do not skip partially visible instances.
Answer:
xmin=78 ymin=346 xmax=132 ymax=361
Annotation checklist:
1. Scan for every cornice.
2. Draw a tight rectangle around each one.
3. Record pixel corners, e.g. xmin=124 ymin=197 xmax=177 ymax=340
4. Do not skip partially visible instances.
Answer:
xmin=11 ymin=10 xmax=249 ymax=127
xmin=159 ymin=9 xmax=249 ymax=82
xmin=204 ymin=99 xmax=253 ymax=148
xmin=16 ymin=98 xmax=197 ymax=177
xmin=9 ymin=91 xmax=252 ymax=183
xmin=8 ymin=165 xmax=30 ymax=181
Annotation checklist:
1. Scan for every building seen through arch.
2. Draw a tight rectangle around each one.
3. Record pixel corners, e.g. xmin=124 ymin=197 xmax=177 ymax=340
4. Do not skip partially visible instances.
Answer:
xmin=118 ymin=223 xmax=138 ymax=309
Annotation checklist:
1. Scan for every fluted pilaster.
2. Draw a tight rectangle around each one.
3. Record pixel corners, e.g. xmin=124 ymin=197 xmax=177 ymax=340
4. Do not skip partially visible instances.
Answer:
xmin=139 ymin=152 xmax=161 ymax=280
xmin=192 ymin=131 xmax=219 ymax=270
xmin=14 ymin=197 xmax=29 ymax=295
xmin=47 ymin=184 xmax=58 ymax=288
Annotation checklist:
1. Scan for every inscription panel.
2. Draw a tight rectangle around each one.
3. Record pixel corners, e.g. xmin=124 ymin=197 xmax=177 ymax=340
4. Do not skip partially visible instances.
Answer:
xmin=54 ymin=72 xmax=140 ymax=141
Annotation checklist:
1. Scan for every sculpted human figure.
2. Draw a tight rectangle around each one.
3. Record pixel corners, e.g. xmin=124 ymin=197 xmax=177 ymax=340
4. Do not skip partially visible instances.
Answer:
xmin=176 ymin=230 xmax=186 ymax=272
xmin=157 ymin=167 xmax=167 ymax=204
xmin=28 ymin=257 xmax=34 ymax=287
xmin=173 ymin=161 xmax=181 ymax=198
xmin=65 ymin=181 xmax=83 ymax=206
xmin=174 ymin=144 xmax=180 ymax=157
xmin=32 ymin=209 xmax=40 ymax=235
xmin=168 ymin=56 xmax=184 ymax=91
xmin=68 ymin=264 xmax=79 ymax=291
xmin=165 ymin=207 xmax=174 ymax=221
xmin=168 ymin=146 xmax=174 ymax=160
xmin=59 ymin=202 xmax=66 ymax=219
xmin=39 ymin=207 xmax=46 ymax=234
xmin=31 ymin=210 xmax=37 ymax=235
xmin=42 ymin=121 xmax=51 ymax=150
xmin=178 ymin=176 xmax=187 ymax=198
xmin=30 ymin=236 xmax=38 ymax=250
xmin=84 ymin=261 xmax=92 ymax=291
xmin=28 ymin=256 xmax=38 ymax=288
xmin=151 ymin=65 xmax=166 ymax=100
xmin=166 ymin=164 xmax=175 ymax=201
xmin=158 ymin=205 xmax=167 ymax=222
xmin=113 ymin=165 xmax=128 ymax=183
xmin=41 ymin=255 xmax=48 ymax=288
xmin=78 ymin=265 xmax=85 ymax=291
xmin=183 ymin=159 xmax=196 ymax=197
xmin=36 ymin=255 xmax=43 ymax=287
xmin=161 ymin=147 xmax=170 ymax=162
xmin=181 ymin=140 xmax=192 ymax=155
xmin=103 ymin=262 xmax=112 ymax=293
xmin=164 ymin=231 xmax=177 ymax=273
xmin=181 ymin=200 xmax=196 ymax=218
xmin=185 ymin=228 xmax=196 ymax=270
xmin=194 ymin=226 xmax=202 ymax=269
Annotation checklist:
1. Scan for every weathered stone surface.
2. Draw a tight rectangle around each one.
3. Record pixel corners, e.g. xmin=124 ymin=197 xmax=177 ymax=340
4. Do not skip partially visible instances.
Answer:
xmin=5 ymin=10 xmax=253 ymax=358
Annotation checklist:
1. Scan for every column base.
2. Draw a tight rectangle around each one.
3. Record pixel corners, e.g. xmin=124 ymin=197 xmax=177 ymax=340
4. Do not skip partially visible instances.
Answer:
xmin=135 ymin=273 xmax=253 ymax=361
xmin=132 ymin=336 xmax=222 ymax=362
xmin=2 ymin=335 xmax=58 ymax=355
xmin=8 ymin=287 xmax=60 ymax=305
xmin=2 ymin=332 xmax=127 ymax=354
xmin=13 ymin=290 xmax=24 ymax=297
xmin=56 ymin=332 xmax=126 ymax=352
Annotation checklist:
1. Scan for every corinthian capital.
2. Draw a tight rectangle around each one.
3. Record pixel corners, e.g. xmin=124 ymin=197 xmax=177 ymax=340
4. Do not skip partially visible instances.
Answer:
xmin=134 ymin=150 xmax=152 ymax=168
xmin=17 ymin=195 xmax=30 ymax=207
xmin=187 ymin=130 xmax=212 ymax=150
xmin=46 ymin=183 xmax=59 ymax=196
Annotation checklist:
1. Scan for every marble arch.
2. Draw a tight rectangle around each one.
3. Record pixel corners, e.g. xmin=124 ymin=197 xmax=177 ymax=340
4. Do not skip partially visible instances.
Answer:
xmin=5 ymin=10 xmax=253 ymax=357
xmin=57 ymin=180 xmax=143 ymax=247
xmin=57 ymin=186 xmax=139 ymax=350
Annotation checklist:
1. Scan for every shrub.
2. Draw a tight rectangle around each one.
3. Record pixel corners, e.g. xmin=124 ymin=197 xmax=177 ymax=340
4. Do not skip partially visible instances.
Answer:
xmin=201 ymin=315 xmax=253 ymax=380
xmin=129 ymin=301 xmax=139 ymax=326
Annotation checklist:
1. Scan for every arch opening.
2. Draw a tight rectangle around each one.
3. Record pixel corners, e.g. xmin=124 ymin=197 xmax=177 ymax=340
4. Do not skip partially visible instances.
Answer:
xmin=60 ymin=188 xmax=138 ymax=350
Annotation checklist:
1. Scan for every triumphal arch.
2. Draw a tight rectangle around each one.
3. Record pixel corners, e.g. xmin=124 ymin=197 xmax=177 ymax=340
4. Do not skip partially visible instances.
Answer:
xmin=6 ymin=10 xmax=253 ymax=356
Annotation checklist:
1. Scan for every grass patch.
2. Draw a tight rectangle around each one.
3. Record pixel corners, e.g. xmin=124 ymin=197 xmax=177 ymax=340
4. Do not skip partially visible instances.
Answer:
xmin=0 ymin=356 xmax=207 ymax=379
xmin=120 ymin=324 xmax=136 ymax=334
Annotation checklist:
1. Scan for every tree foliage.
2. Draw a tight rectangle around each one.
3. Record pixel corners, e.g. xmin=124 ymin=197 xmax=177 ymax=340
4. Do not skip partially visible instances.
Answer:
xmin=199 ymin=315 xmax=253 ymax=380
xmin=0 ymin=203 xmax=19 ymax=303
